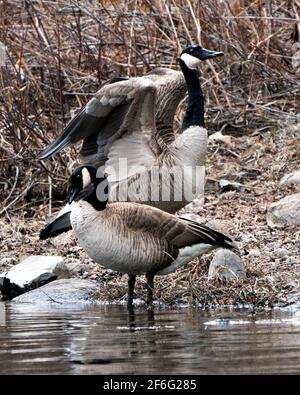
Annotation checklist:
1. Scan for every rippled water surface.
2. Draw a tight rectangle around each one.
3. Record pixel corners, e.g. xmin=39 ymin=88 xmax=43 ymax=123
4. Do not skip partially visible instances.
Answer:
xmin=0 ymin=302 xmax=300 ymax=374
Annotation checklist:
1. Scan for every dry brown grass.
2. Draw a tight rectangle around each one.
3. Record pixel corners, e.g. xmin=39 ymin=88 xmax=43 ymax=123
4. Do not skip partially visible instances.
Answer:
xmin=0 ymin=0 xmax=299 ymax=214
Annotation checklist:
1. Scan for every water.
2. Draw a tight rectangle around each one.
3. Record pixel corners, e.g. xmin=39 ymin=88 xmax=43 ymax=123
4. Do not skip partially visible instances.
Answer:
xmin=0 ymin=302 xmax=300 ymax=374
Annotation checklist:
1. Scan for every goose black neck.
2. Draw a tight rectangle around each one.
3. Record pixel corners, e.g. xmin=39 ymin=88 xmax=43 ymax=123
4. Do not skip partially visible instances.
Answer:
xmin=84 ymin=178 xmax=108 ymax=211
xmin=180 ymin=59 xmax=205 ymax=130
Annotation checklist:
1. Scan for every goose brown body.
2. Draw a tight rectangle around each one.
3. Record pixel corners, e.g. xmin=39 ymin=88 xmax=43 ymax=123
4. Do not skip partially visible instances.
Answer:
xmin=70 ymin=200 xmax=232 ymax=276
xmin=71 ymin=202 xmax=173 ymax=275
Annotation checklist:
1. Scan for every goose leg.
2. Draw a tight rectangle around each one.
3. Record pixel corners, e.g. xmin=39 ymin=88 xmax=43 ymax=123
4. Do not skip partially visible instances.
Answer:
xmin=127 ymin=275 xmax=136 ymax=305
xmin=145 ymin=271 xmax=155 ymax=308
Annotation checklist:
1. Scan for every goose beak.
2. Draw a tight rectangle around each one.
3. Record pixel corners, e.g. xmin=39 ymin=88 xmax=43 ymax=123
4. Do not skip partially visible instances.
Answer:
xmin=200 ymin=48 xmax=224 ymax=60
xmin=66 ymin=187 xmax=79 ymax=204
xmin=66 ymin=183 xmax=95 ymax=204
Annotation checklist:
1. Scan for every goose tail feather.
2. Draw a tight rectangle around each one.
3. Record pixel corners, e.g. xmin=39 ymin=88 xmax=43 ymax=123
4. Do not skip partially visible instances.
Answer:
xmin=39 ymin=211 xmax=72 ymax=240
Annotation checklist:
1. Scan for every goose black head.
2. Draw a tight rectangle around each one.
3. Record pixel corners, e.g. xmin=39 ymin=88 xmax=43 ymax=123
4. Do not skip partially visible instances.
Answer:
xmin=67 ymin=166 xmax=108 ymax=209
xmin=180 ymin=45 xmax=224 ymax=70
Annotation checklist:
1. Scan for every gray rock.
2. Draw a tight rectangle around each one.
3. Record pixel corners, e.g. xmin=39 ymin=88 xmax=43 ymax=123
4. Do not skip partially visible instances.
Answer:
xmin=205 ymin=178 xmax=246 ymax=193
xmin=208 ymin=249 xmax=246 ymax=281
xmin=12 ymin=279 xmax=98 ymax=304
xmin=0 ymin=255 xmax=69 ymax=299
xmin=279 ymin=171 xmax=300 ymax=188
xmin=219 ymin=179 xmax=246 ymax=193
xmin=267 ymin=193 xmax=300 ymax=227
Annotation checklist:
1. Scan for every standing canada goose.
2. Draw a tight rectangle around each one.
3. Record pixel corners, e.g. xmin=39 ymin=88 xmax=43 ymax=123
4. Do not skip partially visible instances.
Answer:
xmin=38 ymin=68 xmax=188 ymax=163
xmin=40 ymin=166 xmax=237 ymax=306
xmin=38 ymin=45 xmax=223 ymax=209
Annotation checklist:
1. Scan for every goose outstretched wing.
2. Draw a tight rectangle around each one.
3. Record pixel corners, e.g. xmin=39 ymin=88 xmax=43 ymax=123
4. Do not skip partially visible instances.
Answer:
xmin=38 ymin=77 xmax=159 ymax=181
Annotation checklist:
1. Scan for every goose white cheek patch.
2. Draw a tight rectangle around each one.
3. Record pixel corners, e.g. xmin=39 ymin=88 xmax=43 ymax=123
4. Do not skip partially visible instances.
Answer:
xmin=82 ymin=168 xmax=92 ymax=188
xmin=180 ymin=53 xmax=201 ymax=69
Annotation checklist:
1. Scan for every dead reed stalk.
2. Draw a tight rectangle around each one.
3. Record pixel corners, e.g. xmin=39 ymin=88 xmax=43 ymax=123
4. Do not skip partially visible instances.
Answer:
xmin=0 ymin=0 xmax=299 ymax=214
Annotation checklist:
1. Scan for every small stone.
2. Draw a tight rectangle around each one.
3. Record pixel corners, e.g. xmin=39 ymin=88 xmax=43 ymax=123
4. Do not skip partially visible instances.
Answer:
xmin=0 ymin=257 xmax=17 ymax=266
xmin=279 ymin=171 xmax=300 ymax=188
xmin=0 ymin=255 xmax=69 ymax=299
xmin=267 ymin=193 xmax=300 ymax=227
xmin=283 ymin=281 xmax=297 ymax=290
xmin=12 ymin=279 xmax=98 ymax=304
xmin=219 ymin=179 xmax=246 ymax=193
xmin=275 ymin=248 xmax=290 ymax=259
xmin=208 ymin=249 xmax=246 ymax=281
xmin=209 ymin=131 xmax=232 ymax=146
xmin=249 ymin=248 xmax=261 ymax=257
xmin=183 ymin=197 xmax=205 ymax=213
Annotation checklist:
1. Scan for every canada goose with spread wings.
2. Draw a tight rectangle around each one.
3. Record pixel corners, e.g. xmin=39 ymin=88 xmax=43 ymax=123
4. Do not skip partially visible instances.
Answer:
xmin=38 ymin=45 xmax=223 ymax=210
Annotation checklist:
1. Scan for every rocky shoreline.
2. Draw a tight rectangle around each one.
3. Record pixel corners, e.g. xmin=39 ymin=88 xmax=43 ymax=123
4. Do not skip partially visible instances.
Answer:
xmin=1 ymin=126 xmax=299 ymax=307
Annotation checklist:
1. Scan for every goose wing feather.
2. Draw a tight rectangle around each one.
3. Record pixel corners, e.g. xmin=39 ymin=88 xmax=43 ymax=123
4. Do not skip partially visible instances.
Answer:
xmin=37 ymin=76 xmax=157 ymax=161
xmin=175 ymin=216 xmax=232 ymax=247
xmin=38 ymin=69 xmax=186 ymax=161
xmin=112 ymin=204 xmax=233 ymax=249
